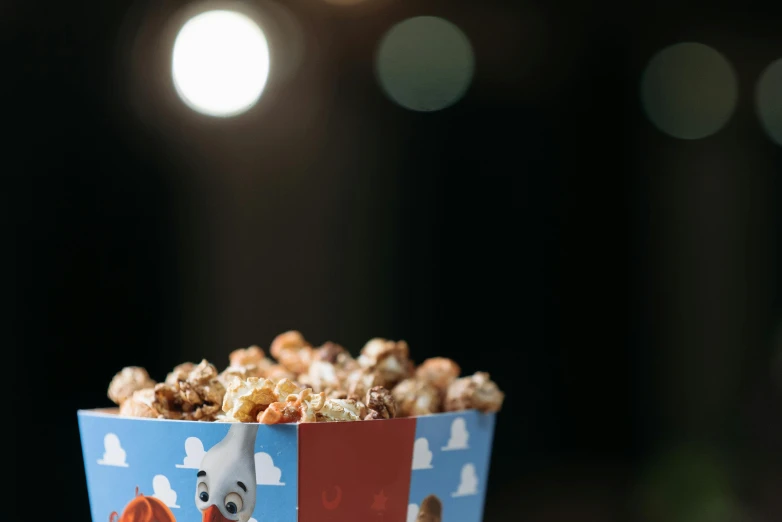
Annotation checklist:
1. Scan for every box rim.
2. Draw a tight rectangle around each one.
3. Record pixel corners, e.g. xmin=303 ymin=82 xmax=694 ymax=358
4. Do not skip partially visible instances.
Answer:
xmin=77 ymin=407 xmax=493 ymax=425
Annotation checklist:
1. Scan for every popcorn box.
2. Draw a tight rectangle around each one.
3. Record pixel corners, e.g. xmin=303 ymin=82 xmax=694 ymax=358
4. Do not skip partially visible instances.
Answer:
xmin=78 ymin=408 xmax=496 ymax=522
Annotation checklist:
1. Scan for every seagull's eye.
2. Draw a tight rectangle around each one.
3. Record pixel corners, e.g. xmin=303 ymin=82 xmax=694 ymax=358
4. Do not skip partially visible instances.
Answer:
xmin=225 ymin=492 xmax=243 ymax=514
xmin=197 ymin=482 xmax=209 ymax=503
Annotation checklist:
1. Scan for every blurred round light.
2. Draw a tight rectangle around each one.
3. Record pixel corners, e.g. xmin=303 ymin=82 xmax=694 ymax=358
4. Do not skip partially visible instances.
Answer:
xmin=756 ymin=58 xmax=782 ymax=146
xmin=376 ymin=16 xmax=474 ymax=112
xmin=640 ymin=42 xmax=738 ymax=139
xmin=255 ymin=1 xmax=305 ymax=85
xmin=172 ymin=10 xmax=270 ymax=117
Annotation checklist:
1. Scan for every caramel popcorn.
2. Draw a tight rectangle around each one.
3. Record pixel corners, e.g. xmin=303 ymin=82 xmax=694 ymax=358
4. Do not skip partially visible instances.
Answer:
xmin=223 ymin=345 xmax=276 ymax=382
xmin=314 ymin=342 xmax=359 ymax=370
xmin=274 ymin=378 xmax=302 ymax=400
xmin=108 ymin=366 xmax=156 ymax=406
xmin=314 ymin=341 xmax=345 ymax=362
xmin=118 ymin=388 xmax=159 ymax=418
xmin=302 ymin=341 xmax=360 ymax=393
xmin=392 ymin=378 xmax=441 ymax=417
xmin=217 ymin=365 xmax=257 ymax=387
xmin=416 ymin=357 xmax=460 ymax=393
xmin=107 ymin=331 xmax=505 ymax=422
xmin=270 ymin=330 xmax=313 ymax=374
xmin=256 ymin=403 xmax=287 ymax=424
xmin=364 ymin=386 xmax=396 ymax=420
xmin=444 ymin=372 xmax=504 ymax=413
xmin=302 ymin=360 xmax=341 ymax=393
xmin=229 ymin=345 xmax=266 ymax=366
xmin=299 ymin=390 xmax=327 ymax=422
xmin=326 ymin=389 xmax=362 ymax=401
xmin=345 ymin=368 xmax=386 ymax=399
xmin=165 ymin=362 xmax=196 ymax=385
xmin=152 ymin=360 xmax=226 ymax=421
xmin=259 ymin=388 xmax=326 ymax=424
xmin=265 ymin=364 xmax=298 ymax=383
xmin=222 ymin=377 xmax=278 ymax=422
xmin=357 ymin=338 xmax=413 ymax=387
xmin=317 ymin=397 xmax=367 ymax=422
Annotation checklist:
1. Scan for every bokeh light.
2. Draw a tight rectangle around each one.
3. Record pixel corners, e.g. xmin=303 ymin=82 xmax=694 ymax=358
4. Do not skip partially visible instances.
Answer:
xmin=756 ymin=58 xmax=782 ymax=146
xmin=172 ymin=10 xmax=270 ymax=117
xmin=640 ymin=42 xmax=738 ymax=140
xmin=255 ymin=1 xmax=305 ymax=86
xmin=376 ymin=16 xmax=474 ymax=112
xmin=637 ymin=446 xmax=743 ymax=522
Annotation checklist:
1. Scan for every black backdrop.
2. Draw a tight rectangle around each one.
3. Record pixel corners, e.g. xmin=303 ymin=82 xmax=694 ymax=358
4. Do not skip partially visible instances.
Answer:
xmin=12 ymin=0 xmax=782 ymax=520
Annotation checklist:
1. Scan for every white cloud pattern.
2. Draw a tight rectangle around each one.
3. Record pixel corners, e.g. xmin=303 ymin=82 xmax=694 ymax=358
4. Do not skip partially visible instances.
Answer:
xmin=255 ymin=452 xmax=284 ymax=485
xmin=412 ymin=438 xmax=433 ymax=470
xmin=97 ymin=433 xmax=129 ymax=467
xmin=152 ymin=474 xmax=180 ymax=508
xmin=451 ymin=463 xmax=478 ymax=497
xmin=442 ymin=417 xmax=469 ymax=451
xmin=175 ymin=437 xmax=206 ymax=469
xmin=407 ymin=503 xmax=419 ymax=522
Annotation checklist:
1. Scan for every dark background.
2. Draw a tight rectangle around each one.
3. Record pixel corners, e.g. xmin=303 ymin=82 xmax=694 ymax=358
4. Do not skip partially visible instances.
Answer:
xmin=11 ymin=0 xmax=782 ymax=520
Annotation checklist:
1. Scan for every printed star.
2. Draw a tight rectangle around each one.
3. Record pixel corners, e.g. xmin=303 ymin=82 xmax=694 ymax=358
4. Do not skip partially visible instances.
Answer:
xmin=371 ymin=490 xmax=388 ymax=511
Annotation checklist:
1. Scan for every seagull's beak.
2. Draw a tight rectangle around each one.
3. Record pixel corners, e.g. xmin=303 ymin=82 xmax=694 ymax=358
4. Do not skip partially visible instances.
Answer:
xmin=202 ymin=504 xmax=234 ymax=522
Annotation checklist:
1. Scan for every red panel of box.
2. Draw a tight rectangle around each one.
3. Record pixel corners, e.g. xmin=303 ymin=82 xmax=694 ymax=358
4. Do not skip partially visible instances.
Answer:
xmin=298 ymin=418 xmax=417 ymax=522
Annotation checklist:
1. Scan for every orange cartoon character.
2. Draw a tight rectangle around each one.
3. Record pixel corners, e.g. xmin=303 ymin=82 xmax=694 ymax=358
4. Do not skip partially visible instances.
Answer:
xmin=416 ymin=495 xmax=443 ymax=522
xmin=109 ymin=486 xmax=177 ymax=522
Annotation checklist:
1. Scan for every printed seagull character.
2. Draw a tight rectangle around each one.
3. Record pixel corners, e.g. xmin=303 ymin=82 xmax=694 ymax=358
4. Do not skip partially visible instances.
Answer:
xmin=196 ymin=423 xmax=259 ymax=522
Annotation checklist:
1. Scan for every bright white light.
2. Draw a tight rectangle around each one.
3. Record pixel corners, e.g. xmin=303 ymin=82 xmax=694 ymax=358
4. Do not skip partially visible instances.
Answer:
xmin=172 ymin=10 xmax=270 ymax=117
